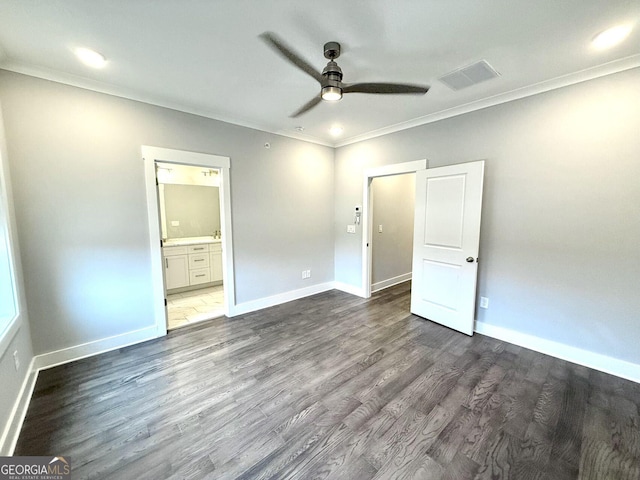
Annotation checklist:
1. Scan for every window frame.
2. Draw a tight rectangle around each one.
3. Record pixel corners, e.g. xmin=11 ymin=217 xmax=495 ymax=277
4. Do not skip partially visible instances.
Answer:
xmin=0 ymin=125 xmax=20 ymax=356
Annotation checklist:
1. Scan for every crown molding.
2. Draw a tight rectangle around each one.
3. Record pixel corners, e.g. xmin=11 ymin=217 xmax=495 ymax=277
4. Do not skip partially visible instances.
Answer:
xmin=2 ymin=54 xmax=638 ymax=150
xmin=0 ymin=60 xmax=334 ymax=148
xmin=334 ymin=54 xmax=640 ymax=148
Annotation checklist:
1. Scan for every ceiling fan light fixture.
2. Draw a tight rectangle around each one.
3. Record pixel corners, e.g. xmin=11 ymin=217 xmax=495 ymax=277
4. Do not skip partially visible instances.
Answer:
xmin=321 ymin=86 xmax=342 ymax=101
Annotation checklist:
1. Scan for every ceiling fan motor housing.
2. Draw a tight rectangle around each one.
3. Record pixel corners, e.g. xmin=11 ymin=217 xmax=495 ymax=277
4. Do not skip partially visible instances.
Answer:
xmin=322 ymin=60 xmax=343 ymax=87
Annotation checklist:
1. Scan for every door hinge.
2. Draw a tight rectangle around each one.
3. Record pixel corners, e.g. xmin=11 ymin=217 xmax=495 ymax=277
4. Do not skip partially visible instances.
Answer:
xmin=164 ymin=298 xmax=167 ymax=307
xmin=160 ymin=239 xmax=163 ymax=247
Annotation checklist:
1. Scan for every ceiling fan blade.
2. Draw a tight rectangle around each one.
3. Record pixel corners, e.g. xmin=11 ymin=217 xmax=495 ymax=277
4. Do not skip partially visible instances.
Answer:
xmin=290 ymin=95 xmax=322 ymax=118
xmin=260 ymin=32 xmax=323 ymax=84
xmin=343 ymin=82 xmax=430 ymax=95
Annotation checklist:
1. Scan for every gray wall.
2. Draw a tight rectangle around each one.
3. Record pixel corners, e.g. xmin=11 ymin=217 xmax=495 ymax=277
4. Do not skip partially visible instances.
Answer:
xmin=371 ymin=173 xmax=414 ymax=286
xmin=0 ymin=104 xmax=34 ymax=453
xmin=164 ymin=184 xmax=220 ymax=239
xmin=0 ymin=70 xmax=334 ymax=356
xmin=335 ymin=67 xmax=640 ymax=364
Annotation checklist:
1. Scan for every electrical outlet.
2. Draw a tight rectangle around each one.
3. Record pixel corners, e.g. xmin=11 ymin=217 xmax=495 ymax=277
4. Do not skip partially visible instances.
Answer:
xmin=302 ymin=270 xmax=306 ymax=279
xmin=171 ymin=220 xmax=180 ymax=227
xmin=480 ymin=297 xmax=489 ymax=309
xmin=347 ymin=225 xmax=356 ymax=234
xmin=13 ymin=350 xmax=19 ymax=371
xmin=307 ymin=269 xmax=311 ymax=278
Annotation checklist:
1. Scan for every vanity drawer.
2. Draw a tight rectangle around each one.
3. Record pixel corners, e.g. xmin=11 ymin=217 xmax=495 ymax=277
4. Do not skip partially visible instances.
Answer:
xmin=189 ymin=253 xmax=210 ymax=269
xmin=189 ymin=268 xmax=211 ymax=285
xmin=187 ymin=244 xmax=209 ymax=254
xmin=209 ymin=243 xmax=222 ymax=253
xmin=163 ymin=245 xmax=188 ymax=256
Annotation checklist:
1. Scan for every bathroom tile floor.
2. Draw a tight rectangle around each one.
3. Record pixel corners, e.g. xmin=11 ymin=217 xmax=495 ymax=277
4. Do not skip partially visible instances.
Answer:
xmin=167 ymin=285 xmax=225 ymax=330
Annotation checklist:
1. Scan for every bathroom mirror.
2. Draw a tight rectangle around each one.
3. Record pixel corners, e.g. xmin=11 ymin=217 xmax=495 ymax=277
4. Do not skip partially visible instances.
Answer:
xmin=156 ymin=163 xmax=221 ymax=241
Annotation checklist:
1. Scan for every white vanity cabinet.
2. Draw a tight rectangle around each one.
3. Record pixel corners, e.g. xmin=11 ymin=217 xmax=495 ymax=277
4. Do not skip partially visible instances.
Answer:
xmin=188 ymin=245 xmax=211 ymax=285
xmin=164 ymin=239 xmax=222 ymax=291
xmin=210 ymin=243 xmax=223 ymax=282
xmin=162 ymin=246 xmax=189 ymax=290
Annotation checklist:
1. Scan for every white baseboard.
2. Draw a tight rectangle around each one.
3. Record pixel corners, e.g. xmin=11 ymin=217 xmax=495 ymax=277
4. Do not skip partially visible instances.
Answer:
xmin=229 ymin=282 xmax=336 ymax=316
xmin=34 ymin=325 xmax=160 ymax=372
xmin=0 ymin=357 xmax=38 ymax=456
xmin=475 ymin=321 xmax=640 ymax=384
xmin=333 ymin=281 xmax=366 ymax=298
xmin=371 ymin=273 xmax=412 ymax=293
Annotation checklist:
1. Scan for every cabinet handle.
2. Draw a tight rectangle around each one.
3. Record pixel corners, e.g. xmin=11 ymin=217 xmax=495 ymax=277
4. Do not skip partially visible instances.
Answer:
xmin=195 ymin=274 xmax=205 ymax=277
xmin=193 ymin=247 xmax=205 ymax=250
xmin=194 ymin=259 xmax=204 ymax=262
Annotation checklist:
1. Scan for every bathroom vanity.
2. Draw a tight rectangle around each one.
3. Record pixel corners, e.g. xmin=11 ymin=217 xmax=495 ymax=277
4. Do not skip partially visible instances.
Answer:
xmin=162 ymin=236 xmax=223 ymax=291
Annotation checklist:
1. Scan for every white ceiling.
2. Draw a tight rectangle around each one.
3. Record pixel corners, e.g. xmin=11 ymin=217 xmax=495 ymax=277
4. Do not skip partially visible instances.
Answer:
xmin=0 ymin=1 xmax=638 ymax=146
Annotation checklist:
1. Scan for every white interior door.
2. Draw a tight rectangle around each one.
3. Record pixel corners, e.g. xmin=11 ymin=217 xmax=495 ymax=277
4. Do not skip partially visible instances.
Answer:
xmin=410 ymin=161 xmax=484 ymax=335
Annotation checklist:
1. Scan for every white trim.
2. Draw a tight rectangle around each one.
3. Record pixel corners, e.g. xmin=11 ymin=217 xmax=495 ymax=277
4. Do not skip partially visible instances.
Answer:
xmin=362 ymin=160 xmax=427 ymax=298
xmin=0 ymin=357 xmax=38 ymax=455
xmin=142 ymin=153 xmax=168 ymax=337
xmin=142 ymin=146 xmax=236 ymax=339
xmin=371 ymin=273 xmax=412 ymax=293
xmin=33 ymin=325 xmax=159 ymax=371
xmin=334 ymin=54 xmax=640 ymax=147
xmin=475 ymin=322 xmax=640 ymax=384
xmin=230 ymin=282 xmax=335 ymax=316
xmin=364 ymin=160 xmax=427 ymax=179
xmin=333 ymin=282 xmax=366 ymax=297
xmin=333 ymin=282 xmax=367 ymax=298
xmin=3 ymin=55 xmax=638 ymax=149
xmin=0 ymin=61 xmax=333 ymax=148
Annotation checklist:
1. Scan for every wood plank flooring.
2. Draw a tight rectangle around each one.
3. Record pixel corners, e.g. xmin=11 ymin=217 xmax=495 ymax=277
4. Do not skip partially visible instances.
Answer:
xmin=15 ymin=282 xmax=640 ymax=479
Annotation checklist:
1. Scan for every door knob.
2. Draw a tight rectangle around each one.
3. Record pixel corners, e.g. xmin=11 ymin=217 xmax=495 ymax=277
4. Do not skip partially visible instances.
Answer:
xmin=466 ymin=257 xmax=474 ymax=263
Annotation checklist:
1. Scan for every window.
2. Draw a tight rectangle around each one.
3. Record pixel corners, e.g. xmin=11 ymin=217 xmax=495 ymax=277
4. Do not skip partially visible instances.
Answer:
xmin=0 ymin=164 xmax=17 ymax=338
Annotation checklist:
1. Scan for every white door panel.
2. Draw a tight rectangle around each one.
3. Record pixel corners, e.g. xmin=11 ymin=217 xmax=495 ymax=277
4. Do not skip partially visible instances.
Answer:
xmin=411 ymin=161 xmax=484 ymax=335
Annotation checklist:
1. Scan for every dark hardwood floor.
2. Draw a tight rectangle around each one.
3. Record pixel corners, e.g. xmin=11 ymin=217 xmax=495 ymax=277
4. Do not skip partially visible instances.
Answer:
xmin=15 ymin=282 xmax=640 ymax=479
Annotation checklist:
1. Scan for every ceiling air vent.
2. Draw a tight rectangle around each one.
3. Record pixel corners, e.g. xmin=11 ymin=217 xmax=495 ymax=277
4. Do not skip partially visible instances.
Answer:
xmin=438 ymin=60 xmax=500 ymax=91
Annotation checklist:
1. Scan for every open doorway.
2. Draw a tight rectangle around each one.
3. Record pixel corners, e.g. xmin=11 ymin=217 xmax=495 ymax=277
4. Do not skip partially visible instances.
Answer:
xmin=363 ymin=159 xmax=484 ymax=336
xmin=157 ymin=162 xmax=224 ymax=329
xmin=370 ymin=173 xmax=415 ymax=293
xmin=362 ymin=160 xmax=427 ymax=297
xmin=143 ymin=146 xmax=235 ymax=338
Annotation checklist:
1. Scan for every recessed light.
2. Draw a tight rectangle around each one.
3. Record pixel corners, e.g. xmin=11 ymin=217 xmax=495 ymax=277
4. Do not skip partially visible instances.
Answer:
xmin=591 ymin=25 xmax=632 ymax=50
xmin=74 ymin=47 xmax=107 ymax=68
xmin=329 ymin=125 xmax=343 ymax=136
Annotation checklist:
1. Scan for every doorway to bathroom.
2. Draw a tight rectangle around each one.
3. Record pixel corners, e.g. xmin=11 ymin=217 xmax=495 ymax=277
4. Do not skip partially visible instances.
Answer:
xmin=157 ymin=162 xmax=225 ymax=329
xmin=143 ymin=146 xmax=236 ymax=337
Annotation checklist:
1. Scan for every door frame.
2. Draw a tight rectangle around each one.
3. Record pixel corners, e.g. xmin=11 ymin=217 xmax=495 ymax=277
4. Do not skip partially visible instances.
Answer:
xmin=362 ymin=159 xmax=427 ymax=298
xmin=142 ymin=146 xmax=236 ymax=336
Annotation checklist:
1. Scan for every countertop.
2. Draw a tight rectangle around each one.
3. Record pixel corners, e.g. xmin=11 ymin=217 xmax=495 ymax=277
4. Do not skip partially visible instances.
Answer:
xmin=163 ymin=236 xmax=222 ymax=246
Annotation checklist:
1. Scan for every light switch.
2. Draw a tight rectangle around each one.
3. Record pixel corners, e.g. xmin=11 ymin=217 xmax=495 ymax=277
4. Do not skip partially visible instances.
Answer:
xmin=347 ymin=225 xmax=356 ymax=234
xmin=378 ymin=225 xmax=383 ymax=233
xmin=171 ymin=220 xmax=180 ymax=227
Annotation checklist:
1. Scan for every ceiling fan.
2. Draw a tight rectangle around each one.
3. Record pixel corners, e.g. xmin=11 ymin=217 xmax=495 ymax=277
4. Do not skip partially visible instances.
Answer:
xmin=260 ymin=32 xmax=430 ymax=117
